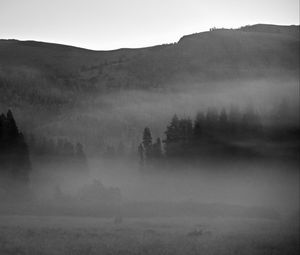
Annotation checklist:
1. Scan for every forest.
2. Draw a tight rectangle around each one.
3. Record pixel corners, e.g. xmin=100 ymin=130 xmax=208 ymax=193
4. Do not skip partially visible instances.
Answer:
xmin=0 ymin=110 xmax=92 ymax=200
xmin=139 ymin=104 xmax=299 ymax=168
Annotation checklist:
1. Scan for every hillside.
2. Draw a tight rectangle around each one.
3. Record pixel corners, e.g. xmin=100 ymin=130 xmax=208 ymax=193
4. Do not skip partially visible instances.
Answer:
xmin=0 ymin=24 xmax=299 ymax=149
xmin=1 ymin=24 xmax=298 ymax=93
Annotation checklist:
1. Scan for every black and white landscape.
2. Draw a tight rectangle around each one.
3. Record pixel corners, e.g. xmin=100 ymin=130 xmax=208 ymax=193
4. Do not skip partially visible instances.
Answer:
xmin=0 ymin=1 xmax=299 ymax=254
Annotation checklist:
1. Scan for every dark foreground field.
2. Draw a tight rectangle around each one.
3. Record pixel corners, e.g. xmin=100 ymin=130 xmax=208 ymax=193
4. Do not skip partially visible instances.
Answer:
xmin=0 ymin=215 xmax=298 ymax=255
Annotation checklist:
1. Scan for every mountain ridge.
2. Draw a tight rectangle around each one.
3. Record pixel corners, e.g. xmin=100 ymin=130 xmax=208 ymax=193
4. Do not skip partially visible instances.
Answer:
xmin=1 ymin=23 xmax=298 ymax=99
xmin=1 ymin=24 xmax=299 ymax=51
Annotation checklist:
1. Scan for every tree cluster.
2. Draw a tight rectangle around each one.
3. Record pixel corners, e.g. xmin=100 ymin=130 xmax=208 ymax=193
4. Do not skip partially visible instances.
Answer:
xmin=0 ymin=110 xmax=31 ymax=183
xmin=139 ymin=127 xmax=163 ymax=166
xmin=139 ymin=107 xmax=265 ymax=164
xmin=27 ymin=135 xmax=86 ymax=159
xmin=26 ymin=134 xmax=88 ymax=172
xmin=164 ymin=107 xmax=262 ymax=158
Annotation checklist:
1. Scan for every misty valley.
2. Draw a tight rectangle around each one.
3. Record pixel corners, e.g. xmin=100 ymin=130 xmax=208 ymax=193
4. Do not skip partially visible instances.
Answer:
xmin=0 ymin=24 xmax=299 ymax=254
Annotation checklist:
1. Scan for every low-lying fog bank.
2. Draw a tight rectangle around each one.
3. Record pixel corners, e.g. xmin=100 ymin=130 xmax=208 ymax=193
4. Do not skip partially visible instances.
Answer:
xmin=1 ymin=156 xmax=298 ymax=221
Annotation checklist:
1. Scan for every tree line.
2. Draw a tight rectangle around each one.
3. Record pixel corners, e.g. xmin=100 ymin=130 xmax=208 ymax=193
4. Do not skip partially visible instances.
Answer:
xmin=25 ymin=134 xmax=88 ymax=174
xmin=1 ymin=109 xmax=88 ymax=190
xmin=138 ymin=105 xmax=299 ymax=166
xmin=27 ymin=135 xmax=86 ymax=159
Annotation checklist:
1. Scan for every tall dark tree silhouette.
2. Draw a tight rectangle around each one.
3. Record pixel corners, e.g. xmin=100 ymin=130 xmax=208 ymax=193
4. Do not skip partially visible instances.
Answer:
xmin=178 ymin=118 xmax=193 ymax=142
xmin=164 ymin=115 xmax=181 ymax=157
xmin=165 ymin=115 xmax=180 ymax=143
xmin=142 ymin=127 xmax=152 ymax=159
xmin=0 ymin=110 xmax=31 ymax=190
xmin=6 ymin=110 xmax=19 ymax=138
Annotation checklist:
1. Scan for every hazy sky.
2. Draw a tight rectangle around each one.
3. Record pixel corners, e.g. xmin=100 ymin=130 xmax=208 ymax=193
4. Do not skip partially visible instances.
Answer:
xmin=0 ymin=0 xmax=299 ymax=50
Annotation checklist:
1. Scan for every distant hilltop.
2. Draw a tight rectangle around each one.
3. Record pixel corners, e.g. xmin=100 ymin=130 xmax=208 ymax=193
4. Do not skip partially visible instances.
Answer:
xmin=179 ymin=24 xmax=299 ymax=42
xmin=0 ymin=23 xmax=299 ymax=113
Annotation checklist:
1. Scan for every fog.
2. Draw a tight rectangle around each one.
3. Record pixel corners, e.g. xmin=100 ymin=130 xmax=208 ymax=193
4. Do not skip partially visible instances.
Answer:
xmin=90 ymin=159 xmax=299 ymax=208
xmin=7 ymin=77 xmax=295 ymax=221
xmin=19 ymin=153 xmax=297 ymax=223
xmin=1 ymin=77 xmax=299 ymax=255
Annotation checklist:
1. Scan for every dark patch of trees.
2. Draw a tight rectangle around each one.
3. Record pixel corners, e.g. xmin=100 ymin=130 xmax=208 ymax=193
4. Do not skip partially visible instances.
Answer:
xmin=0 ymin=110 xmax=31 ymax=185
xmin=138 ymin=127 xmax=163 ymax=167
xmin=139 ymin=106 xmax=299 ymax=166
xmin=26 ymin=134 xmax=88 ymax=171
xmin=162 ymin=107 xmax=263 ymax=159
xmin=27 ymin=135 xmax=85 ymax=158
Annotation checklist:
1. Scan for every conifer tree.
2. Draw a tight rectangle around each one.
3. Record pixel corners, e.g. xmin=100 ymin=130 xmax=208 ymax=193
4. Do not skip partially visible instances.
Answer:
xmin=0 ymin=110 xmax=31 ymax=184
xmin=164 ymin=115 xmax=180 ymax=143
xmin=164 ymin=114 xmax=181 ymax=157
xmin=142 ymin=127 xmax=152 ymax=159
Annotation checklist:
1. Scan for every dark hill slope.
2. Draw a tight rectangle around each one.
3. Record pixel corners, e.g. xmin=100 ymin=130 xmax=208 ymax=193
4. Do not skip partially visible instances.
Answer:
xmin=0 ymin=24 xmax=298 ymax=134
xmin=0 ymin=24 xmax=298 ymax=96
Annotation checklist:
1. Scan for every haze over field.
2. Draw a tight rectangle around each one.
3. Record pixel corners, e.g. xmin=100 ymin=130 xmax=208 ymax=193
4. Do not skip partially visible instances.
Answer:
xmin=0 ymin=18 xmax=299 ymax=255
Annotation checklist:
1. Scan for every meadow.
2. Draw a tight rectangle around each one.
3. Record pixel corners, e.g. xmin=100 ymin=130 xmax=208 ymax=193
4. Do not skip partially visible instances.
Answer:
xmin=0 ymin=215 xmax=298 ymax=255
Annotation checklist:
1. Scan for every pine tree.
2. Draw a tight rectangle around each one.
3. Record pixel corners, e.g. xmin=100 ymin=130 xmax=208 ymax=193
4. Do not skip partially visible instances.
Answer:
xmin=6 ymin=109 xmax=19 ymax=139
xmin=0 ymin=110 xmax=31 ymax=185
xmin=164 ymin=114 xmax=181 ymax=157
xmin=164 ymin=115 xmax=180 ymax=143
xmin=142 ymin=127 xmax=152 ymax=158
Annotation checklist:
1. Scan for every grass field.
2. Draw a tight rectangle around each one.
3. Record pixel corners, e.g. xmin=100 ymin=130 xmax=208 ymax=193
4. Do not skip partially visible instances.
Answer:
xmin=0 ymin=215 xmax=298 ymax=255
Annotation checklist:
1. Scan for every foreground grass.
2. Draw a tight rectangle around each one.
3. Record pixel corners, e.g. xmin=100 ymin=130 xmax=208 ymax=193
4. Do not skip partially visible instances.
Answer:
xmin=0 ymin=215 xmax=298 ymax=255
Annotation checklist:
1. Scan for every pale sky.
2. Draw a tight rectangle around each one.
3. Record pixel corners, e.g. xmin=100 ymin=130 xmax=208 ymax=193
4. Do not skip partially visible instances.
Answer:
xmin=0 ymin=0 xmax=299 ymax=50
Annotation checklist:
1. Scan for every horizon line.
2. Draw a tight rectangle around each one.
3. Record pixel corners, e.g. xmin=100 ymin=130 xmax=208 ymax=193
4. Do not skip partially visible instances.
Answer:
xmin=1 ymin=23 xmax=299 ymax=51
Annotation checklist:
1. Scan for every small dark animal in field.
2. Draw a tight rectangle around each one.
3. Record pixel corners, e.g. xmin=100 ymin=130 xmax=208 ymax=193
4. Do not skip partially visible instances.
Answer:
xmin=113 ymin=215 xmax=123 ymax=224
